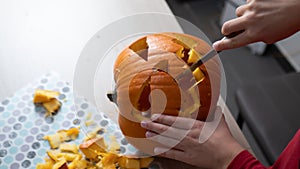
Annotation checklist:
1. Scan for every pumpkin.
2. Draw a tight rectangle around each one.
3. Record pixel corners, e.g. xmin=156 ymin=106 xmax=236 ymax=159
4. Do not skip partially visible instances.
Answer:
xmin=108 ymin=32 xmax=221 ymax=155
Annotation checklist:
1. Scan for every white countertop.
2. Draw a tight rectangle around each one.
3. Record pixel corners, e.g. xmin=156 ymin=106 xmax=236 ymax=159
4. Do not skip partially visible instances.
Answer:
xmin=0 ymin=0 xmax=175 ymax=100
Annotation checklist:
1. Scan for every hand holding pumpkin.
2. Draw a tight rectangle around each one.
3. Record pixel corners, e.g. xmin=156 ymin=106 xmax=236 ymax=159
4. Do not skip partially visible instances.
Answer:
xmin=141 ymin=106 xmax=244 ymax=169
xmin=213 ymin=0 xmax=300 ymax=51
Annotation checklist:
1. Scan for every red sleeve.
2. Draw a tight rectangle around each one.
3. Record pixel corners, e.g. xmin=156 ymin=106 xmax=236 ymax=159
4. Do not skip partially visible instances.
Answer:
xmin=228 ymin=129 xmax=300 ymax=169
xmin=227 ymin=150 xmax=267 ymax=169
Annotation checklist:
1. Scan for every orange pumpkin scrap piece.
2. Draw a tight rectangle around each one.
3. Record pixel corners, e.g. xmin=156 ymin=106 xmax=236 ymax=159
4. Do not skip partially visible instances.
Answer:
xmin=43 ymin=98 xmax=61 ymax=115
xmin=33 ymin=89 xmax=60 ymax=103
xmin=67 ymin=127 xmax=80 ymax=141
xmin=79 ymin=137 xmax=107 ymax=160
xmin=56 ymin=153 xmax=78 ymax=162
xmin=36 ymin=158 xmax=55 ymax=169
xmin=43 ymin=132 xmax=62 ymax=149
xmin=140 ymin=157 xmax=154 ymax=168
xmin=96 ymin=153 xmax=120 ymax=169
xmin=43 ymin=127 xmax=80 ymax=149
xmin=33 ymin=89 xmax=61 ymax=116
xmin=59 ymin=143 xmax=78 ymax=154
xmin=119 ymin=156 xmax=141 ymax=169
xmin=67 ymin=154 xmax=87 ymax=169
xmin=46 ymin=150 xmax=60 ymax=162
xmin=39 ymin=126 xmax=154 ymax=169
xmin=52 ymin=159 xmax=69 ymax=169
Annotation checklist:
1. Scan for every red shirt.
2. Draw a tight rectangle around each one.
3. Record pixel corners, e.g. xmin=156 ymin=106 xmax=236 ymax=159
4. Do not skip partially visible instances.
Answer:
xmin=228 ymin=129 xmax=300 ymax=169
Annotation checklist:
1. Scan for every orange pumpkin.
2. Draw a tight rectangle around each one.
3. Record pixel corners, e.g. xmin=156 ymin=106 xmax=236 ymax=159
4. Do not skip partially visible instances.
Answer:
xmin=108 ymin=33 xmax=221 ymax=155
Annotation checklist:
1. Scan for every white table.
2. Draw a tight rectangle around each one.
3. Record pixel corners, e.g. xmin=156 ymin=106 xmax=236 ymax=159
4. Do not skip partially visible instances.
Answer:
xmin=0 ymin=0 xmax=251 ymax=168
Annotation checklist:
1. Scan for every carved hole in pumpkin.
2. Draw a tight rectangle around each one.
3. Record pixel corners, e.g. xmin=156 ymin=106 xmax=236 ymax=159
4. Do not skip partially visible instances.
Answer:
xmin=129 ymin=69 xmax=178 ymax=120
xmin=181 ymin=48 xmax=191 ymax=64
xmin=171 ymin=38 xmax=192 ymax=65
xmin=129 ymin=36 xmax=149 ymax=61
xmin=171 ymin=38 xmax=206 ymax=84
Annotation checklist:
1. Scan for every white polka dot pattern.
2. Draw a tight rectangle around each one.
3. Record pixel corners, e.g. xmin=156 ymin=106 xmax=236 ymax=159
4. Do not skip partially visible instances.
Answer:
xmin=0 ymin=72 xmax=140 ymax=169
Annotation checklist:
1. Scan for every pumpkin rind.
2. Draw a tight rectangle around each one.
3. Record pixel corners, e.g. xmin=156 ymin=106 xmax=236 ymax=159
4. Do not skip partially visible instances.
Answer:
xmin=112 ymin=33 xmax=221 ymax=155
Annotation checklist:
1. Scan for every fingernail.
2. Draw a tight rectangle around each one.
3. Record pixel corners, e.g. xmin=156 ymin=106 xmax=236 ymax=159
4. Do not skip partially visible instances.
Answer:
xmin=212 ymin=41 xmax=219 ymax=50
xmin=145 ymin=131 xmax=152 ymax=138
xmin=154 ymin=147 xmax=168 ymax=154
xmin=140 ymin=121 xmax=147 ymax=128
xmin=151 ymin=114 xmax=160 ymax=121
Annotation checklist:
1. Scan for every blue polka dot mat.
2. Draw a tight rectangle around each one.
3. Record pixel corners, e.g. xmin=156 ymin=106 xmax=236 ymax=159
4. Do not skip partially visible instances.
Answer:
xmin=0 ymin=72 xmax=140 ymax=169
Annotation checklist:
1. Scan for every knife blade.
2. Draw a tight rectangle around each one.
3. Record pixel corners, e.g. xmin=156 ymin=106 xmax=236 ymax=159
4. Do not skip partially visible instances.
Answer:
xmin=175 ymin=30 xmax=244 ymax=81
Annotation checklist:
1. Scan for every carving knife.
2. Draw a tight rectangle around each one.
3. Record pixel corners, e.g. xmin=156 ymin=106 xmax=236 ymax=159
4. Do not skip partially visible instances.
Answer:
xmin=176 ymin=30 xmax=244 ymax=80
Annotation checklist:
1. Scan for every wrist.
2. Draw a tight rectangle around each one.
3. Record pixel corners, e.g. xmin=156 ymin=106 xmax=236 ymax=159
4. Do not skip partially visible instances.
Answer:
xmin=214 ymin=141 xmax=244 ymax=169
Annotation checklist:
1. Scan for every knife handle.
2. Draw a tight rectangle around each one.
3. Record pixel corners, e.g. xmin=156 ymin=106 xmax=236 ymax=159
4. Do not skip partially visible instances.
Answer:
xmin=224 ymin=30 xmax=244 ymax=39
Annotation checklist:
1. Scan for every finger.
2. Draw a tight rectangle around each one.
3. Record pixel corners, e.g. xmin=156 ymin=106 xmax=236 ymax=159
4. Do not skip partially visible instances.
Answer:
xmin=142 ymin=121 xmax=188 ymax=140
xmin=221 ymin=17 xmax=245 ymax=36
xmin=146 ymin=132 xmax=186 ymax=150
xmin=154 ymin=147 xmax=186 ymax=161
xmin=151 ymin=114 xmax=201 ymax=130
xmin=236 ymin=4 xmax=248 ymax=17
xmin=149 ymin=131 xmax=202 ymax=151
xmin=213 ymin=31 xmax=252 ymax=51
xmin=146 ymin=126 xmax=200 ymax=141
